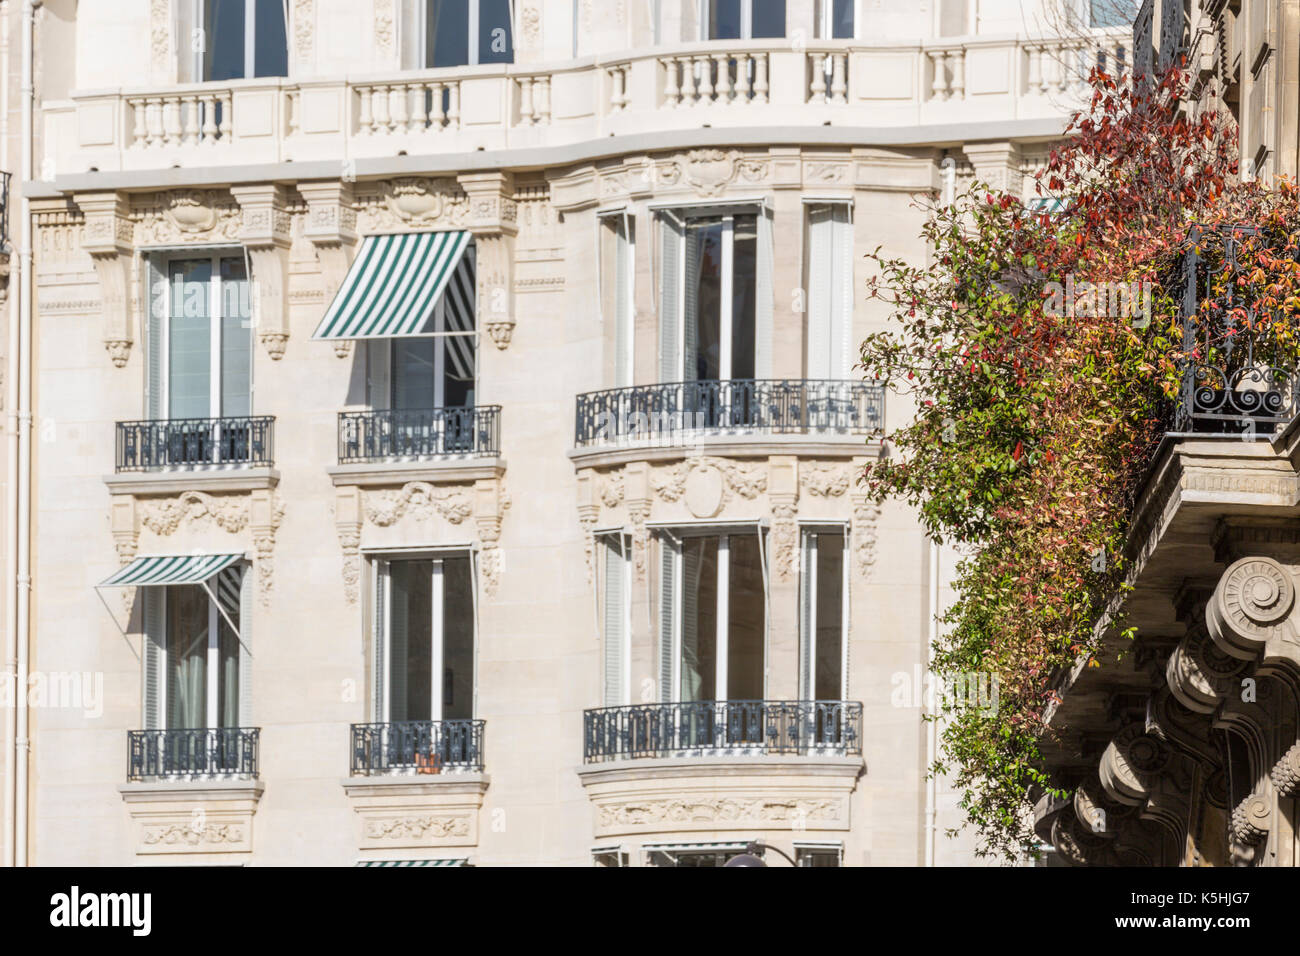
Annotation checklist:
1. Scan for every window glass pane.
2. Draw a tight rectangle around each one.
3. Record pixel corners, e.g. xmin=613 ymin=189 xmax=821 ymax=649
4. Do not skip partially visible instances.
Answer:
xmin=393 ymin=338 xmax=438 ymax=409
xmin=203 ymin=0 xmax=247 ymax=81
xmin=389 ymin=560 xmax=433 ymax=722
xmin=442 ymin=556 xmax=474 ymax=720
xmin=831 ymin=0 xmax=854 ymax=38
xmin=730 ymin=215 xmax=757 ymax=380
xmin=253 ymin=0 xmax=288 ymax=77
xmin=709 ymin=0 xmax=742 ymax=39
xmin=428 ymin=0 xmax=470 ymax=67
xmin=686 ymin=218 xmax=723 ymax=381
xmin=478 ymin=0 xmax=514 ymax=64
xmin=727 ymin=534 xmax=765 ymax=700
xmin=169 ymin=260 xmax=212 ymax=420
xmin=814 ymin=533 xmax=844 ymax=699
xmin=680 ymin=536 xmax=718 ymax=702
xmin=218 ymin=612 xmax=240 ymax=727
xmin=166 ymin=587 xmax=208 ymax=728
xmin=441 ymin=250 xmax=477 ymax=408
xmin=751 ymin=0 xmax=786 ymax=38
xmin=1090 ymin=0 xmax=1137 ymax=28
xmin=220 ymin=258 xmax=252 ymax=418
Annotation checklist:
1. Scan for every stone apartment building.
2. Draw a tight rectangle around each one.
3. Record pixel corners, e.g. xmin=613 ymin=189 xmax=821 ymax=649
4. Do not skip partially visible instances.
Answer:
xmin=0 ymin=0 xmax=1117 ymax=866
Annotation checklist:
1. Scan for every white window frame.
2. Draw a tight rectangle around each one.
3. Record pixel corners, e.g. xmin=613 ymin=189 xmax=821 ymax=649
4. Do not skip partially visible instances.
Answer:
xmin=816 ymin=0 xmax=858 ymax=40
xmin=803 ymin=199 xmax=854 ymax=380
xmin=419 ymin=0 xmax=515 ymax=67
xmin=673 ymin=209 xmax=758 ymax=383
xmin=159 ymin=250 xmax=254 ymax=422
xmin=157 ymin=585 xmax=241 ymax=730
xmin=598 ymin=209 xmax=637 ymax=388
xmin=800 ymin=527 xmax=849 ymax=702
xmin=192 ymin=0 xmax=288 ymax=80
xmin=665 ymin=527 xmax=769 ymax=704
xmin=376 ymin=554 xmax=476 ymax=722
xmin=701 ymin=0 xmax=785 ymax=40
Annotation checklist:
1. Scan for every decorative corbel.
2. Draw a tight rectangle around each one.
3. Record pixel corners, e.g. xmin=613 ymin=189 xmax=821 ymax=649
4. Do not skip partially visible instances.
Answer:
xmin=249 ymin=489 xmax=285 ymax=607
xmin=299 ymin=180 xmax=358 ymax=358
xmin=80 ymin=192 xmax=136 ymax=367
xmin=335 ymin=486 xmax=363 ymax=605
xmin=473 ymin=477 xmax=510 ymax=598
xmin=768 ymin=456 xmax=799 ymax=580
xmin=459 ymin=172 xmax=518 ymax=350
xmin=848 ymin=457 xmax=880 ymax=579
xmin=231 ymin=184 xmax=294 ymax=360
xmin=624 ymin=462 xmax=651 ymax=584
xmin=110 ymin=496 xmax=141 ymax=611
xmin=576 ymin=470 xmax=601 ymax=583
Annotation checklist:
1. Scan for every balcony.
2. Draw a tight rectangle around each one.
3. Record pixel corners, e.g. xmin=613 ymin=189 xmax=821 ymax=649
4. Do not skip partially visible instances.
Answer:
xmin=49 ymin=31 xmax=1127 ymax=177
xmin=583 ymin=700 xmax=863 ymax=763
xmin=338 ymin=406 xmax=500 ymax=464
xmin=350 ymin=720 xmax=486 ymax=775
xmin=115 ymin=416 xmax=275 ymax=472
xmin=126 ymin=727 xmax=260 ymax=782
xmin=574 ymin=379 xmax=884 ymax=449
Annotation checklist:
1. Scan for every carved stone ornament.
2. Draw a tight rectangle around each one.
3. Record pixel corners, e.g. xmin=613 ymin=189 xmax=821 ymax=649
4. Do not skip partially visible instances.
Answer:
xmin=1207 ymin=555 xmax=1298 ymax=661
xmin=140 ymin=492 xmax=250 ymax=536
xmin=1230 ymin=793 xmax=1271 ymax=846
xmin=363 ymin=483 xmax=474 ymax=527
xmin=800 ymin=463 xmax=852 ymax=497
xmin=597 ymin=796 xmax=841 ymax=831
xmin=142 ymin=822 xmax=245 ymax=847
xmin=1165 ymin=624 xmax=1249 ymax=715
xmin=1099 ymin=724 xmax=1171 ymax=807
xmin=1271 ymin=741 xmax=1300 ymax=797
xmin=135 ymin=189 xmax=243 ymax=245
xmin=651 ymin=457 xmax=767 ymax=506
xmin=363 ymin=814 xmax=471 ymax=841
xmin=850 ymin=495 xmax=882 ymax=578
xmin=358 ymin=178 xmax=470 ymax=232
xmin=657 ymin=149 xmax=771 ymax=198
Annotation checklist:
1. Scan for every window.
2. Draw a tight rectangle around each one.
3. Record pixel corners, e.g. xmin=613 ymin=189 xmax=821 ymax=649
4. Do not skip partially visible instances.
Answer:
xmin=599 ymin=212 xmax=635 ymax=388
xmin=159 ymin=256 xmax=253 ymax=421
xmin=805 ymin=203 xmax=853 ymax=379
xmin=659 ymin=532 xmax=766 ymax=703
xmin=142 ymin=565 xmax=248 ymax=731
xmin=799 ymin=530 xmax=847 ymax=701
xmin=796 ymin=844 xmax=843 ymax=866
xmin=703 ymin=0 xmax=786 ymax=39
xmin=659 ymin=208 xmax=771 ymax=384
xmin=195 ymin=0 xmax=288 ymax=81
xmin=816 ymin=0 xmax=854 ymax=39
xmin=1090 ymin=0 xmax=1138 ymax=29
xmin=424 ymin=0 xmax=514 ymax=67
xmin=646 ymin=844 xmax=749 ymax=866
xmin=601 ymin=534 xmax=632 ymax=707
xmin=374 ymin=556 xmax=475 ymax=724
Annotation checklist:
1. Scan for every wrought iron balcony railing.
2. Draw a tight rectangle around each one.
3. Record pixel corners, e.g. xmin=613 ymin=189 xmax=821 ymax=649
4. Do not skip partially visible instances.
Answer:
xmin=127 ymin=727 xmax=260 ymax=781
xmin=583 ymin=700 xmax=863 ymax=763
xmin=350 ymin=720 xmax=486 ymax=775
xmin=338 ymin=406 xmax=501 ymax=464
xmin=116 ymin=416 xmax=275 ymax=471
xmin=574 ymin=379 xmax=884 ymax=447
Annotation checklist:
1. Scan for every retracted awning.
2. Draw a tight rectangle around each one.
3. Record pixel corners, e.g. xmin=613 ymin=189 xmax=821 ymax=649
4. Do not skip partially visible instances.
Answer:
xmin=97 ymin=553 xmax=244 ymax=589
xmin=355 ymin=858 xmax=469 ymax=867
xmin=312 ymin=231 xmax=472 ymax=340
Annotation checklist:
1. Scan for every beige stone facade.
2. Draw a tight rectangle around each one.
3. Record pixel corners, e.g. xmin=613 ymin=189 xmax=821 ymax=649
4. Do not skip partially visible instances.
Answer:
xmin=1 ymin=1 xmax=1113 ymax=866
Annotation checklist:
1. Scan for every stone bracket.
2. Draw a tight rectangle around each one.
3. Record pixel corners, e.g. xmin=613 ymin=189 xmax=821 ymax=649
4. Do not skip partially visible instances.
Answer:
xmin=79 ymin=191 xmax=136 ymax=367
xmin=231 ymin=184 xmax=294 ymax=360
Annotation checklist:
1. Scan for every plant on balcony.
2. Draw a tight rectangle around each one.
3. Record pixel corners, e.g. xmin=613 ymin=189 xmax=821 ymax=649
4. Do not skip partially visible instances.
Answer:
xmin=859 ymin=64 xmax=1300 ymax=858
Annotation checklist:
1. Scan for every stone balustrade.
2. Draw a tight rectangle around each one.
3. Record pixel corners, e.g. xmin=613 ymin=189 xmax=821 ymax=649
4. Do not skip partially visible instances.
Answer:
xmin=45 ymin=29 xmax=1127 ymax=177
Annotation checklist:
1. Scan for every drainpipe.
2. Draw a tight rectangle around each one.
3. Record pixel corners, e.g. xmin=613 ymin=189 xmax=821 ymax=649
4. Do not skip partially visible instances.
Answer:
xmin=2 ymin=0 xmax=15 ymax=870
xmin=924 ymin=156 xmax=957 ymax=868
xmin=14 ymin=0 xmax=35 ymax=868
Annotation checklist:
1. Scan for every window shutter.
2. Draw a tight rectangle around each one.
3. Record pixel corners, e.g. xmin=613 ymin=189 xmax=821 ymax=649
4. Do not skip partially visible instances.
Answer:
xmin=682 ymin=226 xmax=699 ymax=382
xmin=658 ymin=214 xmax=682 ymax=380
xmin=800 ymin=533 xmax=815 ymax=700
xmin=142 ymin=588 xmax=165 ymax=729
xmin=145 ymin=254 xmax=166 ymax=420
xmin=807 ymin=205 xmax=834 ymax=379
xmin=658 ymin=537 xmax=677 ymax=703
xmin=373 ymin=562 xmax=387 ymax=721
xmin=238 ymin=564 xmax=253 ymax=726
xmin=389 ymin=569 xmax=409 ymax=720
xmin=680 ymin=542 xmax=702 ymax=701
xmin=603 ymin=537 xmax=627 ymax=707
xmin=614 ymin=218 xmax=632 ymax=387
xmin=833 ymin=204 xmax=853 ymax=379
xmin=756 ymin=206 xmax=774 ymax=379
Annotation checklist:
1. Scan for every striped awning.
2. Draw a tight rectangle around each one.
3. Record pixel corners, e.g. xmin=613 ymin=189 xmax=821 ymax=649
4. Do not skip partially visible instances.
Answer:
xmin=356 ymin=858 xmax=468 ymax=867
xmin=97 ymin=554 xmax=244 ymax=589
xmin=313 ymin=231 xmax=472 ymax=340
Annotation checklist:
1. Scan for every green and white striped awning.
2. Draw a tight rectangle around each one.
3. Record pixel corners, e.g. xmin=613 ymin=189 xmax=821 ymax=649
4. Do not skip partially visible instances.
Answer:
xmin=356 ymin=858 xmax=469 ymax=867
xmin=97 ymin=553 xmax=244 ymax=589
xmin=313 ymin=231 xmax=472 ymax=340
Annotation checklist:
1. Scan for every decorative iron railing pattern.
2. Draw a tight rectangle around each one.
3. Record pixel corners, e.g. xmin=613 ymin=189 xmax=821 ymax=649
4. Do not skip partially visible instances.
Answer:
xmin=127 ymin=728 xmax=260 ymax=781
xmin=350 ymin=720 xmax=486 ymax=774
xmin=1173 ymin=225 xmax=1300 ymax=435
xmin=338 ymin=406 xmax=501 ymax=463
xmin=583 ymin=700 xmax=863 ymax=763
xmin=574 ymin=380 xmax=884 ymax=446
xmin=116 ymin=417 xmax=275 ymax=471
